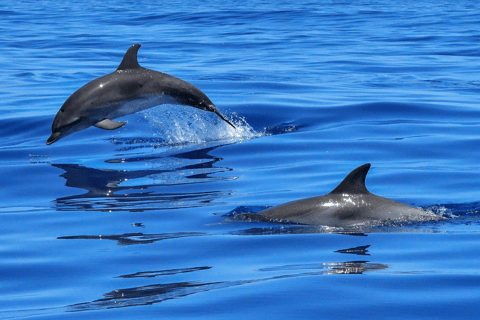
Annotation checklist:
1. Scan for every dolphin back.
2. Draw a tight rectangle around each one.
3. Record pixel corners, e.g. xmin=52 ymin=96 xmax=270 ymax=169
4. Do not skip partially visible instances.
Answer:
xmin=115 ymin=44 xmax=235 ymax=128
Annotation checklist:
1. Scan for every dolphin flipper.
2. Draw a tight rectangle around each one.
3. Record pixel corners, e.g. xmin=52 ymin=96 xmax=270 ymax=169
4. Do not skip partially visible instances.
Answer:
xmin=94 ymin=119 xmax=127 ymax=130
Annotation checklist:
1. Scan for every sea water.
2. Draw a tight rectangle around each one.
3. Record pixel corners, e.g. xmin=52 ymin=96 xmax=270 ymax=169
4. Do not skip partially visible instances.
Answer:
xmin=0 ymin=1 xmax=479 ymax=319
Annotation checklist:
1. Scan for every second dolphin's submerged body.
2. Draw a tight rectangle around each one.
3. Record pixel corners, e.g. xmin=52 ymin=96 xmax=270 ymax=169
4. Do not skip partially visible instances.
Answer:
xmin=47 ymin=44 xmax=235 ymax=145
xmin=257 ymin=163 xmax=444 ymax=228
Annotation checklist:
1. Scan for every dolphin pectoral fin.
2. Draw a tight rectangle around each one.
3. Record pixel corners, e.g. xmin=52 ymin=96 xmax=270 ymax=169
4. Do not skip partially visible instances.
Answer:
xmin=94 ymin=119 xmax=127 ymax=130
xmin=214 ymin=110 xmax=236 ymax=129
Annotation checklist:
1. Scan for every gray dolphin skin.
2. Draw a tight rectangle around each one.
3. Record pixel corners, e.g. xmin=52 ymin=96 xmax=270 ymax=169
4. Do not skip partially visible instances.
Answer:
xmin=258 ymin=163 xmax=444 ymax=228
xmin=47 ymin=44 xmax=235 ymax=145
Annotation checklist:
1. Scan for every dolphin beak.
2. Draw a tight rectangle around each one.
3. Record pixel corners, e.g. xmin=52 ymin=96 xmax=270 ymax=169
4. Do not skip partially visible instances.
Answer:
xmin=46 ymin=132 xmax=61 ymax=145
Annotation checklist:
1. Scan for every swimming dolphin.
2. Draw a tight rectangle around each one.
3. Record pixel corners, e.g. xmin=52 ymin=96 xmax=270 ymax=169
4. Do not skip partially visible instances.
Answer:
xmin=47 ymin=44 xmax=235 ymax=145
xmin=257 ymin=163 xmax=444 ymax=228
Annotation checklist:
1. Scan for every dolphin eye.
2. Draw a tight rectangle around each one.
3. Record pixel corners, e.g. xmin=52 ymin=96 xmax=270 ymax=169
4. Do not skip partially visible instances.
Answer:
xmin=60 ymin=108 xmax=65 ymax=112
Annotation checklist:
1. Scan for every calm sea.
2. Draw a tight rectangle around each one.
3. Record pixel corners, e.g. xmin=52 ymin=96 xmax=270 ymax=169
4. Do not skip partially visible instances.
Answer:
xmin=1 ymin=1 xmax=479 ymax=319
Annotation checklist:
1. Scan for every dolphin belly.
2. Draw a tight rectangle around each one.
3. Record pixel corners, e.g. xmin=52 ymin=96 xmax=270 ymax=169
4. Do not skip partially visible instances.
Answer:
xmin=105 ymin=94 xmax=182 ymax=121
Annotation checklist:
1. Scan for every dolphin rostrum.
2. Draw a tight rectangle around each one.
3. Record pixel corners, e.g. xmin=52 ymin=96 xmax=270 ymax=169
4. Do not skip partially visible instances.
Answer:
xmin=47 ymin=44 xmax=235 ymax=145
xmin=257 ymin=163 xmax=444 ymax=228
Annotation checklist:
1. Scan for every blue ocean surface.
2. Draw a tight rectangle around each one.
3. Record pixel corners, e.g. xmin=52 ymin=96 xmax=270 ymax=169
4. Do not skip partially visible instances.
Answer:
xmin=1 ymin=1 xmax=480 ymax=319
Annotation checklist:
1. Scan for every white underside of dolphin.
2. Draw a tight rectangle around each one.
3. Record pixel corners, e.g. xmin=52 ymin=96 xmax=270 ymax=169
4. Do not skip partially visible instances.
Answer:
xmin=257 ymin=163 xmax=445 ymax=228
xmin=47 ymin=44 xmax=235 ymax=145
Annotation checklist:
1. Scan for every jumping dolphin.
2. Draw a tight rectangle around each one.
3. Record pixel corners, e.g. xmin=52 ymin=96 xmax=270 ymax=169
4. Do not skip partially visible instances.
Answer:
xmin=256 ymin=163 xmax=444 ymax=228
xmin=47 ymin=44 xmax=235 ymax=145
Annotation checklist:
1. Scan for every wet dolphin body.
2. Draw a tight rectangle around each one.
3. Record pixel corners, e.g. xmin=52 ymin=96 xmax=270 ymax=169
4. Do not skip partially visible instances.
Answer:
xmin=257 ymin=163 xmax=444 ymax=228
xmin=47 ymin=44 xmax=235 ymax=145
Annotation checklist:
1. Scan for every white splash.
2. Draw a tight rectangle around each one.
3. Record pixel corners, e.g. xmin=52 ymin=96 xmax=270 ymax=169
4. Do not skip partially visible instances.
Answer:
xmin=424 ymin=205 xmax=457 ymax=218
xmin=140 ymin=104 xmax=264 ymax=146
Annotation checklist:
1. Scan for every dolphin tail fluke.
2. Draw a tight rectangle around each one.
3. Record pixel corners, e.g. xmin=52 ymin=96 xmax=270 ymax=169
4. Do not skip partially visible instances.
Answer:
xmin=214 ymin=110 xmax=236 ymax=129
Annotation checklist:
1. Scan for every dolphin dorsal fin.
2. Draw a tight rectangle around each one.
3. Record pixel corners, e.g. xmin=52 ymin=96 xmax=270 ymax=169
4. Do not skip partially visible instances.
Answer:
xmin=116 ymin=44 xmax=141 ymax=71
xmin=330 ymin=163 xmax=371 ymax=195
